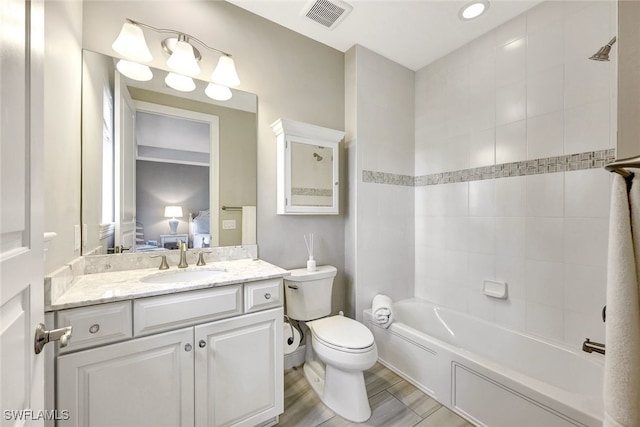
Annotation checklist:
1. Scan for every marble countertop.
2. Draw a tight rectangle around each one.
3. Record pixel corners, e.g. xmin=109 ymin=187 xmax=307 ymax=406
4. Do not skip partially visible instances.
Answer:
xmin=47 ymin=258 xmax=290 ymax=311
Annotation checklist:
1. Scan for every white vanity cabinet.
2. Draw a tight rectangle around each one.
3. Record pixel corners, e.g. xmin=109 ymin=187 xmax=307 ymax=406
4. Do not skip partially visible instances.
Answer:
xmin=57 ymin=327 xmax=195 ymax=427
xmin=54 ymin=279 xmax=284 ymax=427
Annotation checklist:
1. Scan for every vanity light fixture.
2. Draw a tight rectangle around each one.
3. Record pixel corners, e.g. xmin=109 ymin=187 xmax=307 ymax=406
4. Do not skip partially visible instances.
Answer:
xmin=111 ymin=18 xmax=240 ymax=101
xmin=458 ymin=0 xmax=489 ymax=20
xmin=164 ymin=205 xmax=183 ymax=234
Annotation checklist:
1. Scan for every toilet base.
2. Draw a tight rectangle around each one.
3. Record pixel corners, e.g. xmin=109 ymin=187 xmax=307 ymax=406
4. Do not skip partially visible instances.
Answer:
xmin=303 ymin=360 xmax=371 ymax=423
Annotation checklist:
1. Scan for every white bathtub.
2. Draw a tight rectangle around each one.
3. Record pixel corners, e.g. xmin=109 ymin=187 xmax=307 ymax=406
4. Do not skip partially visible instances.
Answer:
xmin=363 ymin=298 xmax=604 ymax=427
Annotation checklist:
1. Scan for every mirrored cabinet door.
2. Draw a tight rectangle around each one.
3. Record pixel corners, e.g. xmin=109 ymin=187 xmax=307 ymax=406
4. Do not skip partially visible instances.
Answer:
xmin=272 ymin=119 xmax=344 ymax=215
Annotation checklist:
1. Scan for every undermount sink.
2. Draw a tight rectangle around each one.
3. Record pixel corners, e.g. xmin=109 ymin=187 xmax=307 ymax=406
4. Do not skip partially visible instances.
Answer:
xmin=141 ymin=268 xmax=227 ymax=284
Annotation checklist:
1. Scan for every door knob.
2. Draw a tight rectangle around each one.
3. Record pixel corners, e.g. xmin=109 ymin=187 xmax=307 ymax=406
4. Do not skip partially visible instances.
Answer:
xmin=34 ymin=324 xmax=72 ymax=354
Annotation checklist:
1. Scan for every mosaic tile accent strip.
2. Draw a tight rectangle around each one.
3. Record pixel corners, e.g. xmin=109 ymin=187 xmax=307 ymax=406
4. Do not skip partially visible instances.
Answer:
xmin=363 ymin=149 xmax=616 ymax=187
xmin=291 ymin=187 xmax=333 ymax=197
xmin=362 ymin=170 xmax=415 ymax=186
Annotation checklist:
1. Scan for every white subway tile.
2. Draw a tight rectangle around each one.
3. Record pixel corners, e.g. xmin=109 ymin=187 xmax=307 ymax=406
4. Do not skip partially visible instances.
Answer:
xmin=527 ymin=66 xmax=564 ymax=119
xmin=527 ymin=1 xmax=564 ymax=36
xmin=527 ymin=111 xmax=564 ymax=159
xmin=495 ymin=255 xmax=526 ymax=299
xmin=564 ymin=169 xmax=611 ymax=218
xmin=495 ymin=217 xmax=526 ymax=260
xmin=469 ymin=180 xmax=496 ymax=217
xmin=564 ymin=99 xmax=611 ymax=153
xmin=468 ymin=290 xmax=496 ymax=321
xmin=564 ymin=58 xmax=611 ymax=110
xmin=469 ymin=127 xmax=496 ymax=168
xmin=468 ymin=217 xmax=495 ymax=254
xmin=564 ymin=262 xmax=607 ymax=314
xmin=496 ymin=120 xmax=526 ymax=164
xmin=525 ymin=260 xmax=564 ymax=309
xmin=526 ymin=173 xmax=564 ymax=217
xmin=496 ymin=83 xmax=526 ymax=126
xmin=526 ymin=217 xmax=564 ymax=262
xmin=495 ymin=176 xmax=526 ymax=217
xmin=564 ymin=310 xmax=605 ymax=351
xmin=564 ymin=218 xmax=609 ymax=266
xmin=468 ymin=253 xmax=496 ymax=289
xmin=496 ymin=38 xmax=526 ymax=88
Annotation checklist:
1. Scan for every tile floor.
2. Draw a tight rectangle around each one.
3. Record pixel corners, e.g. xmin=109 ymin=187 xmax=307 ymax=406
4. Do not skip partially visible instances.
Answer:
xmin=277 ymin=362 xmax=475 ymax=427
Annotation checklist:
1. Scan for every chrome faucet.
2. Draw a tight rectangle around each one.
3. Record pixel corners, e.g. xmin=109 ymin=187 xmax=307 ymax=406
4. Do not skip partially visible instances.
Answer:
xmin=178 ymin=241 xmax=189 ymax=268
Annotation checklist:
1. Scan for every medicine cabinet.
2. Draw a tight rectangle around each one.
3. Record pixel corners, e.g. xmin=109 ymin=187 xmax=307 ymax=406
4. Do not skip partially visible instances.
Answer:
xmin=271 ymin=119 xmax=344 ymax=215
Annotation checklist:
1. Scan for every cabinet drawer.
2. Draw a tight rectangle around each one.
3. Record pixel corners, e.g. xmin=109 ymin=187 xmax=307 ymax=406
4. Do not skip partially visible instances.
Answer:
xmin=134 ymin=285 xmax=242 ymax=337
xmin=56 ymin=301 xmax=132 ymax=353
xmin=244 ymin=279 xmax=283 ymax=313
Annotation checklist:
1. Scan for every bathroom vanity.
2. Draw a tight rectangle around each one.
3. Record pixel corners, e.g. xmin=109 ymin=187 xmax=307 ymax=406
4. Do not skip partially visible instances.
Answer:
xmin=47 ymin=258 xmax=286 ymax=427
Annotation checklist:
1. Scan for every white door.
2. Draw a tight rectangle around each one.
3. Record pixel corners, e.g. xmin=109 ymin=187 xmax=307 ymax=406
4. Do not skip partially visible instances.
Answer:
xmin=57 ymin=328 xmax=195 ymax=427
xmin=0 ymin=0 xmax=45 ymax=424
xmin=194 ymin=308 xmax=283 ymax=427
xmin=114 ymin=72 xmax=136 ymax=252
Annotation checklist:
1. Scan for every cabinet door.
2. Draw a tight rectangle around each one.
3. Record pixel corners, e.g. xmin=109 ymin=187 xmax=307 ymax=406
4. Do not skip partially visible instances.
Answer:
xmin=57 ymin=328 xmax=194 ymax=427
xmin=195 ymin=308 xmax=283 ymax=427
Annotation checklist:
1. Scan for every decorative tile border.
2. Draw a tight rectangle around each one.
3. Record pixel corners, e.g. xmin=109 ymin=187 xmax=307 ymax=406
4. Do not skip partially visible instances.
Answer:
xmin=292 ymin=187 xmax=333 ymax=197
xmin=363 ymin=149 xmax=616 ymax=187
xmin=361 ymin=170 xmax=414 ymax=186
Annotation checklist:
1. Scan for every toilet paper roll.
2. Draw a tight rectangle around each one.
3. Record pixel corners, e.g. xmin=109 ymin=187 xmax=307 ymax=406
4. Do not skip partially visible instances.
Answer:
xmin=283 ymin=322 xmax=301 ymax=355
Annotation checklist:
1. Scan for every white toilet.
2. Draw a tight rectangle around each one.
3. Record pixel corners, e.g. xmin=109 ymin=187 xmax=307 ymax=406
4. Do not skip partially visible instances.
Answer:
xmin=285 ymin=265 xmax=377 ymax=423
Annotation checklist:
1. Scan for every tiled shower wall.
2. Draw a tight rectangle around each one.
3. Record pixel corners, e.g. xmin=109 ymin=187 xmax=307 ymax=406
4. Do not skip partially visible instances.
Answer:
xmin=413 ymin=1 xmax=616 ymax=348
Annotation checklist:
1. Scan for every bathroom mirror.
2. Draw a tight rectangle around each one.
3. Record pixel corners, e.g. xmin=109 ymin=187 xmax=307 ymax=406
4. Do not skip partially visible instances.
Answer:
xmin=272 ymin=119 xmax=343 ymax=215
xmin=81 ymin=50 xmax=257 ymax=255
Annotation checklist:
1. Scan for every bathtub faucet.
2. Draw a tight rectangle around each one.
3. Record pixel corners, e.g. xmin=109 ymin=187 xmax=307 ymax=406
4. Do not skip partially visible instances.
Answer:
xmin=582 ymin=338 xmax=605 ymax=355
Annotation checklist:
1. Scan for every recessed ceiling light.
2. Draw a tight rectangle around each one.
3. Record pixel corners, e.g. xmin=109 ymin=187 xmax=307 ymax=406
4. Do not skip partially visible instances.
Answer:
xmin=459 ymin=0 xmax=489 ymax=20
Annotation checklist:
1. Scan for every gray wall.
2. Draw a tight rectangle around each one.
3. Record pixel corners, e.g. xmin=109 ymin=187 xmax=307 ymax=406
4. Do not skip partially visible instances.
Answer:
xmin=136 ymin=160 xmax=209 ymax=243
xmin=81 ymin=1 xmax=347 ymax=313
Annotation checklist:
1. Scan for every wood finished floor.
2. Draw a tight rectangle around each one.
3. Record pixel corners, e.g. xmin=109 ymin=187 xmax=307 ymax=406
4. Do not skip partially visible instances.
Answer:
xmin=277 ymin=362 xmax=475 ymax=427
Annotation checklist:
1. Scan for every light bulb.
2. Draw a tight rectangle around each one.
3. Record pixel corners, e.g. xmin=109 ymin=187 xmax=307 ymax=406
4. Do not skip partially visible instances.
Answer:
xmin=165 ymin=72 xmax=196 ymax=92
xmin=205 ymin=83 xmax=232 ymax=101
xmin=116 ymin=60 xmax=153 ymax=81
xmin=166 ymin=40 xmax=201 ymax=76
xmin=211 ymin=56 xmax=240 ymax=87
xmin=112 ymin=22 xmax=153 ymax=62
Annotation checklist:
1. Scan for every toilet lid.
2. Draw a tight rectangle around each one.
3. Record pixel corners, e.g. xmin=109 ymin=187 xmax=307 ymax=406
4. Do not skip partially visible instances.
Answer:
xmin=310 ymin=316 xmax=374 ymax=350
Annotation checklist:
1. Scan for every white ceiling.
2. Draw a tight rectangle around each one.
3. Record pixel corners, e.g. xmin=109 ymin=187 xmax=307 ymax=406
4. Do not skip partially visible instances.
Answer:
xmin=227 ymin=0 xmax=543 ymax=71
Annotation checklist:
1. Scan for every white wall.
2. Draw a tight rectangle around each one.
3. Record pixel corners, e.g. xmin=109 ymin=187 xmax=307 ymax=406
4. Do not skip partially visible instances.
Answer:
xmin=414 ymin=1 xmax=616 ymax=349
xmin=44 ymin=0 xmax=83 ymax=274
xmin=346 ymin=46 xmax=415 ymax=320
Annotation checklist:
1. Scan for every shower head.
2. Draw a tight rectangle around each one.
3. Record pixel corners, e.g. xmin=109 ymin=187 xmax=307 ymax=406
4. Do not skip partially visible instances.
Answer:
xmin=313 ymin=153 xmax=323 ymax=161
xmin=589 ymin=36 xmax=616 ymax=61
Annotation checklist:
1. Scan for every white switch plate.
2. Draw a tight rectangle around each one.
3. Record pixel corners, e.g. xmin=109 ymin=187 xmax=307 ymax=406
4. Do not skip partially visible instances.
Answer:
xmin=74 ymin=225 xmax=81 ymax=251
xmin=222 ymin=220 xmax=236 ymax=230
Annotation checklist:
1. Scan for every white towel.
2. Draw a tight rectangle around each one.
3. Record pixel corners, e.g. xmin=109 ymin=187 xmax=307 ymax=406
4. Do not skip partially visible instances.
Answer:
xmin=603 ymin=173 xmax=640 ymax=427
xmin=372 ymin=294 xmax=393 ymax=329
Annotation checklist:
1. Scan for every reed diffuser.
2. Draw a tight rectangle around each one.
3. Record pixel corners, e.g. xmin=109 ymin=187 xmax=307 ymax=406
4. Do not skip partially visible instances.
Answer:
xmin=304 ymin=233 xmax=316 ymax=272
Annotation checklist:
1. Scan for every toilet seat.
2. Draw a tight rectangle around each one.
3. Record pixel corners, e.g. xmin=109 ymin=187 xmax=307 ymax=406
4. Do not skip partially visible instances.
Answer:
xmin=310 ymin=315 xmax=375 ymax=352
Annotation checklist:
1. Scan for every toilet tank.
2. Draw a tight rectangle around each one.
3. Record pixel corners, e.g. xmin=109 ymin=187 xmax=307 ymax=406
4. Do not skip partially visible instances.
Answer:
xmin=284 ymin=265 xmax=337 ymax=321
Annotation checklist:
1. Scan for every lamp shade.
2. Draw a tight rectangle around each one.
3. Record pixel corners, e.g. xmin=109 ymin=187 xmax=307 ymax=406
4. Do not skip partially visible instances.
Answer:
xmin=165 ymin=73 xmax=196 ymax=92
xmin=211 ymin=56 xmax=240 ymax=87
xmin=164 ymin=205 xmax=183 ymax=218
xmin=205 ymin=83 xmax=233 ymax=101
xmin=112 ymin=22 xmax=153 ymax=62
xmin=116 ymin=60 xmax=153 ymax=81
xmin=166 ymin=40 xmax=201 ymax=76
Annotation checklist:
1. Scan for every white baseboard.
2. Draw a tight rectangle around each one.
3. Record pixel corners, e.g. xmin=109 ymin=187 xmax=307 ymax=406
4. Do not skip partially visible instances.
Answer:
xmin=284 ymin=344 xmax=306 ymax=370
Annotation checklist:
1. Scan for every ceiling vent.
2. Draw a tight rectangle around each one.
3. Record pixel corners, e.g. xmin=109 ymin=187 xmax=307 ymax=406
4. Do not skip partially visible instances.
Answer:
xmin=302 ymin=0 xmax=353 ymax=30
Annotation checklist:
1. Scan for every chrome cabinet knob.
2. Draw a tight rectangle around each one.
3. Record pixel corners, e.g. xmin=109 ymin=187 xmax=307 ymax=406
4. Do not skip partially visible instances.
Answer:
xmin=199 ymin=340 xmax=206 ymax=348
xmin=89 ymin=324 xmax=100 ymax=334
xmin=185 ymin=343 xmax=193 ymax=352
xmin=264 ymin=293 xmax=271 ymax=300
